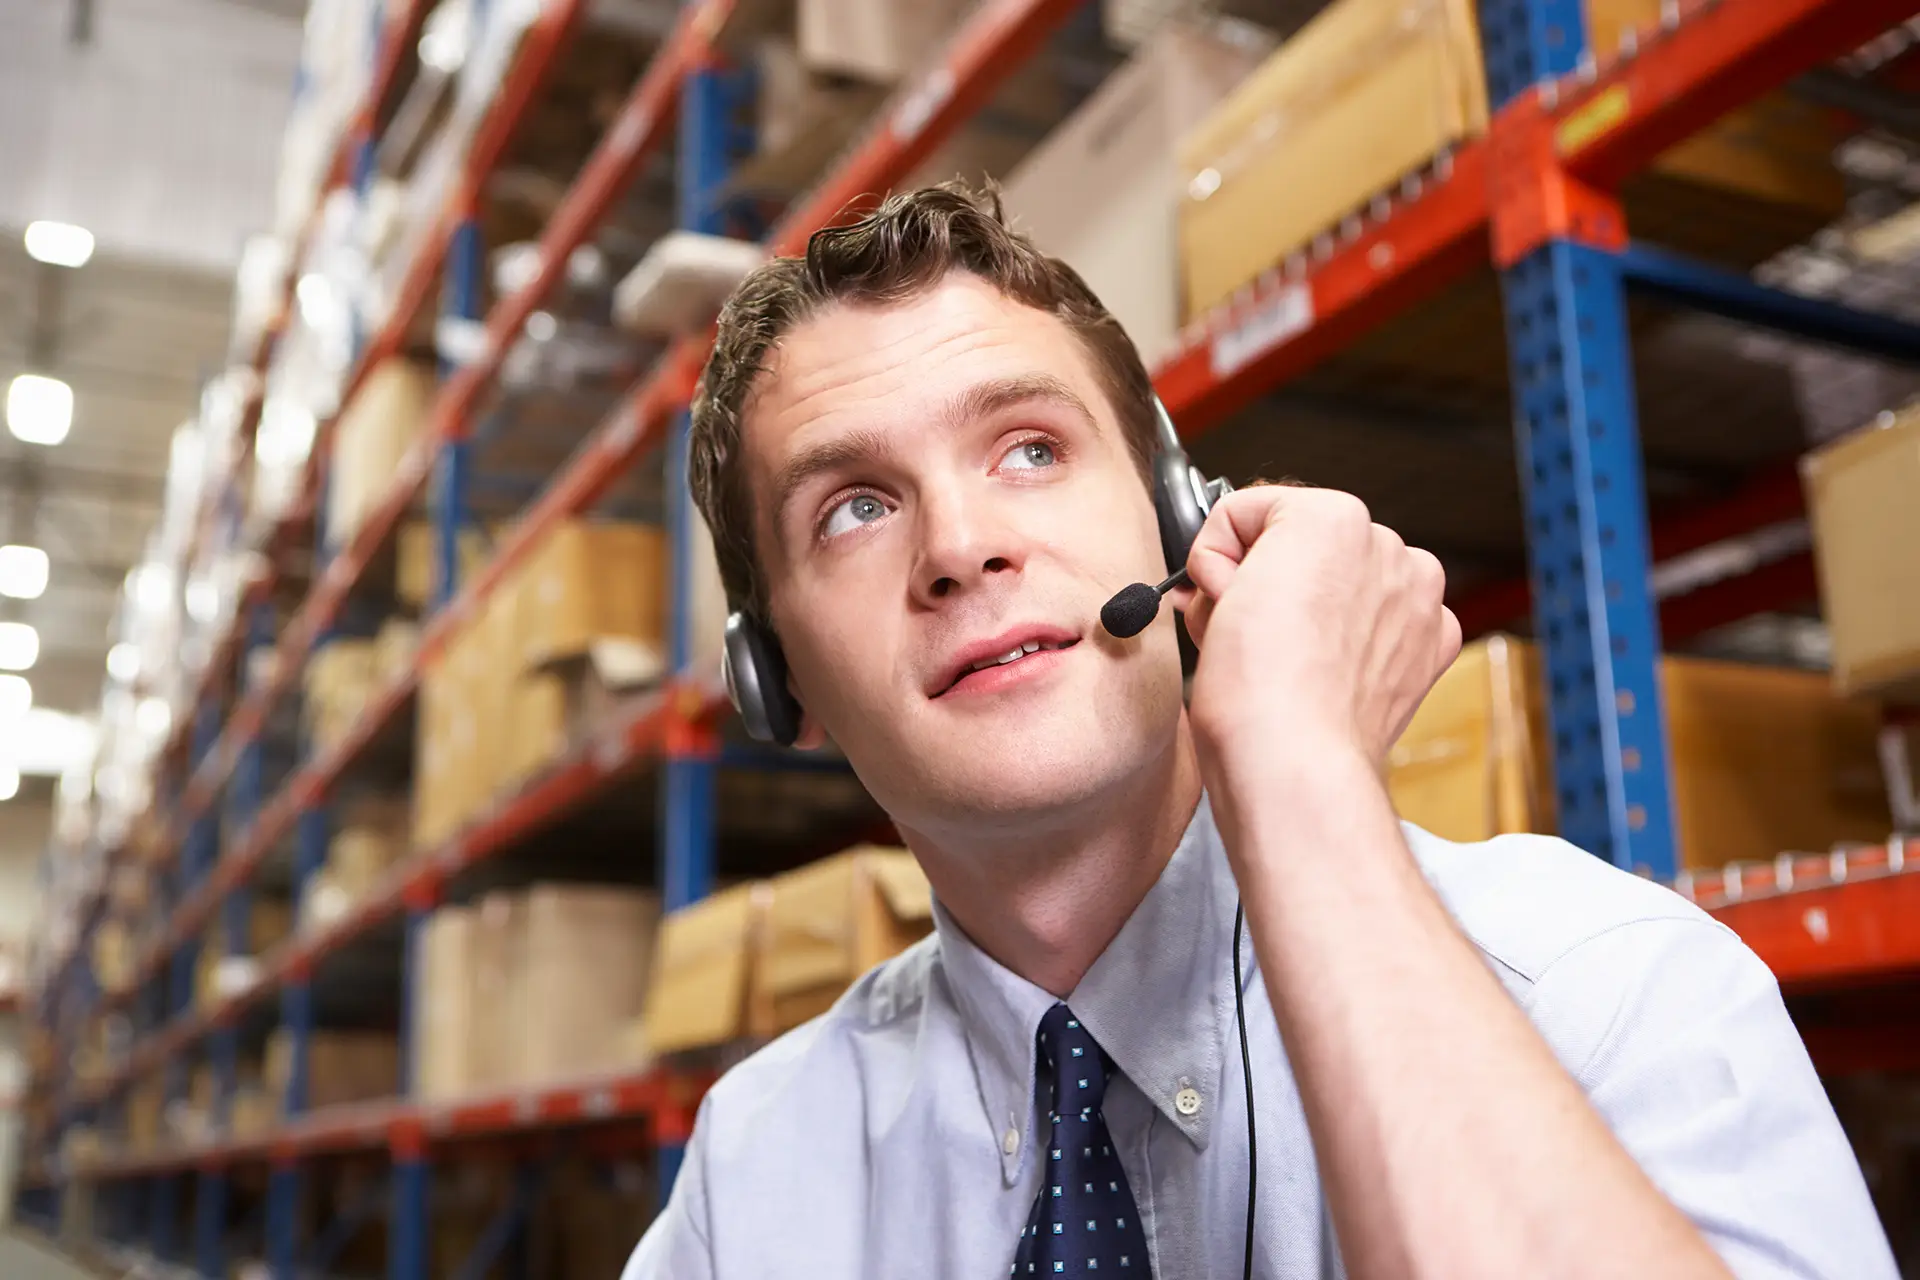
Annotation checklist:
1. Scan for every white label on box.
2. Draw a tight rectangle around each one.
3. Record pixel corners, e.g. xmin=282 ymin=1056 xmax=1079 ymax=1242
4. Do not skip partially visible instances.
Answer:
xmin=1209 ymin=284 xmax=1314 ymax=380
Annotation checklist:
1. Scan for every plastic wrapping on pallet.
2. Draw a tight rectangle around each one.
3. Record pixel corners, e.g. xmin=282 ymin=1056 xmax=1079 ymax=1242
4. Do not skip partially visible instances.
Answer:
xmin=612 ymin=232 xmax=768 ymax=340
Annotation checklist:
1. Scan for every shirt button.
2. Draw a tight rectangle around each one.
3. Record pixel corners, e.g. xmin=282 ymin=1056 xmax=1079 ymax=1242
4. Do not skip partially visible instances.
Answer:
xmin=1174 ymin=1087 xmax=1202 ymax=1117
xmin=1003 ymin=1127 xmax=1020 ymax=1156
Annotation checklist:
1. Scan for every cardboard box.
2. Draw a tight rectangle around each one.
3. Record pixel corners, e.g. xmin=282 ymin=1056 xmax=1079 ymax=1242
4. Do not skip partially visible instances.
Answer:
xmin=414 ymin=905 xmax=479 ymax=1101
xmin=1804 ymin=406 xmax=1920 ymax=703
xmin=1177 ymin=0 xmax=1844 ymax=317
xmin=514 ymin=521 xmax=667 ymax=674
xmin=795 ymin=0 xmax=968 ymax=85
xmin=1389 ymin=637 xmax=1892 ymax=872
xmin=93 ymin=921 xmax=134 ymax=995
xmin=396 ymin=520 xmax=490 ymax=610
xmin=126 ymin=1084 xmax=162 ymax=1154
xmin=468 ymin=892 xmax=525 ymax=1092
xmin=266 ymin=1029 xmax=400 ymax=1113
xmin=1001 ymin=19 xmax=1274 ymax=367
xmin=642 ymin=883 xmax=772 ymax=1055
xmin=755 ymin=847 xmax=933 ymax=1036
xmin=736 ymin=38 xmax=889 ymax=198
xmin=373 ymin=616 xmax=421 ymax=685
xmin=1589 ymin=0 xmax=1845 ymax=217
xmin=510 ymin=885 xmax=662 ymax=1087
xmin=306 ymin=639 xmax=379 ymax=752
xmin=508 ymin=641 xmax=670 ymax=783
xmin=326 ymin=358 xmax=435 ymax=547
xmin=1179 ymin=0 xmax=1490 ymax=318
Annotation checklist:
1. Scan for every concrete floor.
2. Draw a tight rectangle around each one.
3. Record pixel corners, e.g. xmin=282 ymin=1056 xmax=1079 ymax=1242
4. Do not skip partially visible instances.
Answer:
xmin=0 ymin=1230 xmax=113 ymax=1279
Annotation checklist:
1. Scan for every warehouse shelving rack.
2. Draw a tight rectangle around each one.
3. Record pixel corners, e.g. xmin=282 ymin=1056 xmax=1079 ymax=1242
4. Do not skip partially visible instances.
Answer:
xmin=17 ymin=0 xmax=1920 ymax=1272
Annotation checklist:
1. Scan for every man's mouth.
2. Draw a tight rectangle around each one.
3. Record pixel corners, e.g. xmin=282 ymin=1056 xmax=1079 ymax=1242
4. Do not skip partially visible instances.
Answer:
xmin=933 ymin=635 xmax=1080 ymax=698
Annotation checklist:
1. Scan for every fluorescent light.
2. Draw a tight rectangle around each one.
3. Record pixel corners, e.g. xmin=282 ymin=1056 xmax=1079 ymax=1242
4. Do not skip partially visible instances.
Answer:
xmin=24 ymin=221 xmax=94 ymax=268
xmin=126 ymin=563 xmax=173 ymax=614
xmin=0 ymin=622 xmax=37 ymax=672
xmin=136 ymin=696 xmax=171 ymax=739
xmin=106 ymin=642 xmax=139 ymax=683
xmin=0 ymin=675 xmax=29 ymax=719
xmin=0 ymin=545 xmax=48 ymax=599
xmin=186 ymin=579 xmax=219 ymax=625
xmin=0 ymin=765 xmax=17 ymax=802
xmin=526 ymin=311 xmax=557 ymax=342
xmin=7 ymin=374 xmax=72 ymax=446
xmin=12 ymin=707 xmax=97 ymax=777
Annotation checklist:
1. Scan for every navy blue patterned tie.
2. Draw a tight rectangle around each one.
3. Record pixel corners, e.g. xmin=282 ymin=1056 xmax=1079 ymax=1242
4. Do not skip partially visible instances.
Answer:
xmin=1011 ymin=1003 xmax=1152 ymax=1276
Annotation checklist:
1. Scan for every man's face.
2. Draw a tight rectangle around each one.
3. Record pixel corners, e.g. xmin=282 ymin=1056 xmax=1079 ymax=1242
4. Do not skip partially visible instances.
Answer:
xmin=742 ymin=272 xmax=1186 ymax=833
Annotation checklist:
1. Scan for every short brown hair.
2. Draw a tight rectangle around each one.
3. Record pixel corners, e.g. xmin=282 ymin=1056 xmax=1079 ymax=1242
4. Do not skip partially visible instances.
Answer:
xmin=687 ymin=182 xmax=1159 ymax=622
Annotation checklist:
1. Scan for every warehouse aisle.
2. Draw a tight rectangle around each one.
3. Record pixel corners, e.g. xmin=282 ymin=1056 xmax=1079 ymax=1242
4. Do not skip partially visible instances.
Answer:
xmin=0 ymin=1231 xmax=107 ymax=1279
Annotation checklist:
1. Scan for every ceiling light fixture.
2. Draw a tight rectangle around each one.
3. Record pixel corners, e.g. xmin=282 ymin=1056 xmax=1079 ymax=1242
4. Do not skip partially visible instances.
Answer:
xmin=0 ymin=674 xmax=30 ymax=719
xmin=0 ymin=545 xmax=48 ymax=599
xmin=107 ymin=642 xmax=139 ymax=683
xmin=24 ymin=221 xmax=94 ymax=269
xmin=0 ymin=623 xmax=39 ymax=672
xmin=7 ymin=374 xmax=73 ymax=446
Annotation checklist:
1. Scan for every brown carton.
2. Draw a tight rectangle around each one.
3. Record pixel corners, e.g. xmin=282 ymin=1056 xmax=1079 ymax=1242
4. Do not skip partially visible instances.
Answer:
xmin=1389 ymin=637 xmax=1891 ymax=873
xmin=1803 ymin=407 xmax=1920 ymax=703
xmin=755 ymin=847 xmax=933 ymax=1036
xmin=510 ymin=885 xmax=661 ymax=1087
xmin=643 ymin=883 xmax=771 ymax=1055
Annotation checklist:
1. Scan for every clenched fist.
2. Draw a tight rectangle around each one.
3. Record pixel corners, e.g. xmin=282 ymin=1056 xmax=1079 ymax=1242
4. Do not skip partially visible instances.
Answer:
xmin=1171 ymin=485 xmax=1462 ymax=773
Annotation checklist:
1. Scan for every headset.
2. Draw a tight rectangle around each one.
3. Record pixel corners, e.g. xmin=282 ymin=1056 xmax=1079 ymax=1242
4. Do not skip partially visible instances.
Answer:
xmin=721 ymin=395 xmax=1233 ymax=747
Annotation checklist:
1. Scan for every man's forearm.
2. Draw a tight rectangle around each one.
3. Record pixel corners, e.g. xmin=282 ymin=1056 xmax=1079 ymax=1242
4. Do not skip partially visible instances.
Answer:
xmin=1206 ymin=743 xmax=1730 ymax=1280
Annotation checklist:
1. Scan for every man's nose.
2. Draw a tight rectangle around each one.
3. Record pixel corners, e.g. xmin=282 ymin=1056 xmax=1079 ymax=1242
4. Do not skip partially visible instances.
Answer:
xmin=911 ymin=491 xmax=1024 ymax=606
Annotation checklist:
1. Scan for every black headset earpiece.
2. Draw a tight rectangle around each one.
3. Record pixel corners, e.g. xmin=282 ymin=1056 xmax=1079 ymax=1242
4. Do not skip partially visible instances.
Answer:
xmin=719 ymin=396 xmax=1230 ymax=744
xmin=1149 ymin=396 xmax=1233 ymax=575
xmin=723 ymin=611 xmax=803 ymax=747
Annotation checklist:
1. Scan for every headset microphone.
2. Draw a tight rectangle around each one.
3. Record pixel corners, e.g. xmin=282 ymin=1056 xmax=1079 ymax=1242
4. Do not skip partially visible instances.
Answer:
xmin=1100 ymin=567 xmax=1190 ymax=640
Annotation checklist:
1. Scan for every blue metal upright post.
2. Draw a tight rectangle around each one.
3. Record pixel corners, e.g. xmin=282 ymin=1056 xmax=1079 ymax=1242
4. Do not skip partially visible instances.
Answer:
xmin=654 ymin=56 xmax=754 ymax=1211
xmin=1480 ymin=0 xmax=1677 ymax=879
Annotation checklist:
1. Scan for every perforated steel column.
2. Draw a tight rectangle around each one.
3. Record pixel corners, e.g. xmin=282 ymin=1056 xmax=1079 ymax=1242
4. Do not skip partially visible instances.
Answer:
xmin=1499 ymin=242 xmax=1676 ymax=878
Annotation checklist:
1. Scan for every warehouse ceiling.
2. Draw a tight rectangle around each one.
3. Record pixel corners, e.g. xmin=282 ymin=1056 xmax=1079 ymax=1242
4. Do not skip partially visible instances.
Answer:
xmin=0 ymin=0 xmax=301 ymax=719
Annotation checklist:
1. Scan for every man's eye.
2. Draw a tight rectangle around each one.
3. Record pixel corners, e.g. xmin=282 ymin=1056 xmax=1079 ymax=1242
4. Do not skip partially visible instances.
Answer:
xmin=1002 ymin=440 xmax=1057 ymax=470
xmin=822 ymin=492 xmax=889 ymax=538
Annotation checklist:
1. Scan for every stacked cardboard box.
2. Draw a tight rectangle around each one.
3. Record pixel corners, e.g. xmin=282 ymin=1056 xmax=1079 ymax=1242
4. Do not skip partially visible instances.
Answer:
xmin=643 ymin=846 xmax=931 ymax=1055
xmin=1389 ymin=637 xmax=1892 ymax=872
xmin=415 ymin=905 xmax=479 ymax=1102
xmin=299 ymin=796 xmax=411 ymax=933
xmin=413 ymin=519 xmax=668 ymax=849
xmin=92 ymin=920 xmax=135 ymax=996
xmin=304 ymin=639 xmax=380 ymax=754
xmin=264 ymin=1028 xmax=400 ymax=1114
xmin=192 ymin=898 xmax=295 ymax=1011
xmin=125 ymin=1084 xmax=162 ymax=1155
xmin=395 ymin=520 xmax=490 ymax=612
xmin=413 ymin=886 xmax=660 ymax=1101
xmin=1803 ymin=405 xmax=1920 ymax=705
xmin=1176 ymin=0 xmax=1848 ymax=318
xmin=326 ymin=358 xmax=435 ymax=547
xmin=1001 ymin=19 xmax=1276 ymax=368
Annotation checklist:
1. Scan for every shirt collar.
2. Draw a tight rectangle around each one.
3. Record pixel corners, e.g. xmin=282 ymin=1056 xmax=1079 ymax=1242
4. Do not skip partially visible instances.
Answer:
xmin=933 ymin=790 xmax=1235 ymax=1187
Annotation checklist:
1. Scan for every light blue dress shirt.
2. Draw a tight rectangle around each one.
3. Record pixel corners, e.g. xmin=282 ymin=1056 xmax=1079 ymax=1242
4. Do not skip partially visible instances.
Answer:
xmin=624 ymin=794 xmax=1895 ymax=1278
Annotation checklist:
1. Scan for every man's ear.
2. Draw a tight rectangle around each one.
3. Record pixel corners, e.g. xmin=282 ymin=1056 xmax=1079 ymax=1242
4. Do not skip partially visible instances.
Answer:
xmin=794 ymin=715 xmax=829 ymax=752
xmin=783 ymin=665 xmax=829 ymax=751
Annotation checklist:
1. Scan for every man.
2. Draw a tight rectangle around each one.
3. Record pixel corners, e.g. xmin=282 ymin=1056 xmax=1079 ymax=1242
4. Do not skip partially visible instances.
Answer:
xmin=624 ymin=184 xmax=1893 ymax=1278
